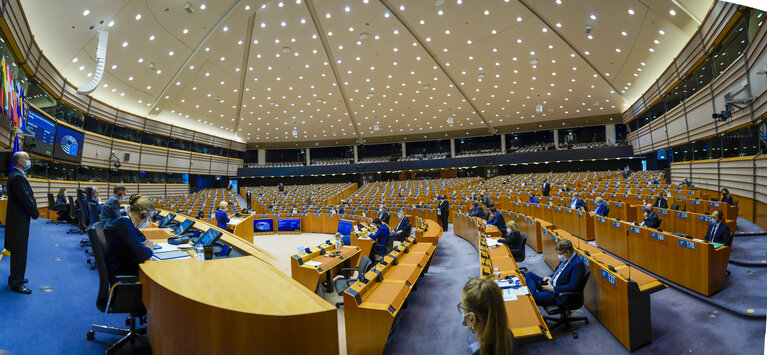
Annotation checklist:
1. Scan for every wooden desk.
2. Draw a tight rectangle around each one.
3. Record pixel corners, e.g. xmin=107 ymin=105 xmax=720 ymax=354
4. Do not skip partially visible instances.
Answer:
xmin=291 ymin=244 xmax=361 ymax=292
xmin=140 ymin=211 xmax=337 ymax=355
xmin=0 ymin=198 xmax=6 ymax=225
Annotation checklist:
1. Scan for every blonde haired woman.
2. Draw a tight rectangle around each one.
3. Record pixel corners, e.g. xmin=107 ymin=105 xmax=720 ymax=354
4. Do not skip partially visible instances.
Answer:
xmin=216 ymin=201 xmax=230 ymax=230
xmin=460 ymin=277 xmax=518 ymax=354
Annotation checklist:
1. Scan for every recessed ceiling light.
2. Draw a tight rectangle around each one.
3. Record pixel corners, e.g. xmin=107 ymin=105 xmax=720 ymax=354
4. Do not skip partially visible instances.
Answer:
xmin=121 ymin=41 xmax=128 ymax=47
xmin=590 ymin=14 xmax=597 ymax=20
xmin=621 ymin=31 xmax=627 ymax=36
xmin=628 ymin=8 xmax=635 ymax=15
xmin=659 ymin=29 xmax=665 ymax=35
xmin=669 ymin=9 xmax=676 ymax=16
xmin=135 ymin=14 xmax=142 ymax=20
xmin=345 ymin=6 xmax=351 ymax=12
xmin=200 ymin=3 xmax=206 ymax=10
xmin=516 ymin=16 xmax=522 ymax=22
xmin=149 ymin=34 xmax=155 ymax=40
xmin=82 ymin=9 xmax=89 ymax=16
xmin=223 ymin=26 xmax=229 ymax=31
xmin=71 ymin=57 xmax=78 ymax=63
xmin=183 ymin=28 xmax=189 ymax=34
xmin=107 ymin=20 xmax=115 ymax=27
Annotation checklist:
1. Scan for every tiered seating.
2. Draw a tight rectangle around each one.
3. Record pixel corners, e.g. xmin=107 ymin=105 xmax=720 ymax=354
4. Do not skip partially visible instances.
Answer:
xmin=310 ymin=157 xmax=352 ymax=166
xmin=399 ymin=152 xmax=448 ymax=161
xmin=357 ymin=156 xmax=392 ymax=163
xmin=244 ymin=183 xmax=357 ymax=214
xmin=455 ymin=149 xmax=503 ymax=157
xmin=154 ymin=188 xmax=241 ymax=218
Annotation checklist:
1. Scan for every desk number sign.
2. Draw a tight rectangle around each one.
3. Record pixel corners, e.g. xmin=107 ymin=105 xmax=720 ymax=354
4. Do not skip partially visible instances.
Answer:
xmin=678 ymin=239 xmax=696 ymax=250
xmin=676 ymin=212 xmax=688 ymax=218
xmin=611 ymin=221 xmax=621 ymax=228
xmin=580 ymin=255 xmax=590 ymax=267
xmin=629 ymin=225 xmax=640 ymax=234
xmin=709 ymin=202 xmax=720 ymax=207
xmin=699 ymin=215 xmax=715 ymax=223
xmin=692 ymin=200 xmax=701 ymax=205
xmin=598 ymin=217 xmax=606 ymax=223
xmin=601 ymin=269 xmax=617 ymax=286
xmin=651 ymin=232 xmax=665 ymax=241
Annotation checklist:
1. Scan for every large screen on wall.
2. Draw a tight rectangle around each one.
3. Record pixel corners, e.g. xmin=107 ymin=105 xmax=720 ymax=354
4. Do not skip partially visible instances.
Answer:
xmin=24 ymin=107 xmax=56 ymax=157
xmin=52 ymin=124 xmax=84 ymax=163
xmin=253 ymin=219 xmax=274 ymax=233
xmin=277 ymin=218 xmax=301 ymax=233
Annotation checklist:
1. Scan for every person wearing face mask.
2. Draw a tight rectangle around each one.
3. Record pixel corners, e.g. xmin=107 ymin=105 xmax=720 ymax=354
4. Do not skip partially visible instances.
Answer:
xmin=438 ymin=194 xmax=450 ymax=232
xmin=103 ymin=194 xmax=156 ymax=285
xmin=459 ymin=277 xmax=518 ymax=355
xmin=377 ymin=205 xmax=390 ymax=225
xmin=524 ymin=239 xmax=585 ymax=307
xmin=589 ymin=196 xmax=608 ymax=217
xmin=640 ymin=204 xmax=661 ymax=229
xmin=100 ymin=185 xmax=127 ymax=227
xmin=390 ymin=209 xmax=411 ymax=242
xmin=719 ymin=188 xmax=733 ymax=205
xmin=653 ymin=191 xmax=668 ymax=209
xmin=704 ymin=210 xmax=732 ymax=246
xmin=4 ymin=152 xmax=39 ymax=294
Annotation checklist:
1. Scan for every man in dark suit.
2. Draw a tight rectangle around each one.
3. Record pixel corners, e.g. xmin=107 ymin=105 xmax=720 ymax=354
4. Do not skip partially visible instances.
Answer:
xmin=567 ymin=194 xmax=586 ymax=211
xmin=705 ymin=210 xmax=732 ymax=246
xmin=390 ymin=210 xmax=411 ymax=242
xmin=653 ymin=192 xmax=668 ymax=209
xmin=541 ymin=179 xmax=551 ymax=197
xmin=438 ymin=195 xmax=449 ymax=231
xmin=485 ymin=207 xmax=507 ymax=238
xmin=589 ymin=197 xmax=609 ymax=217
xmin=480 ymin=194 xmax=493 ymax=208
xmin=100 ymin=184 xmax=126 ymax=227
xmin=640 ymin=204 xmax=661 ymax=229
xmin=377 ymin=205 xmax=390 ymax=225
xmin=525 ymin=239 xmax=585 ymax=307
xmin=467 ymin=202 xmax=486 ymax=219
xmin=4 ymin=152 xmax=39 ymax=294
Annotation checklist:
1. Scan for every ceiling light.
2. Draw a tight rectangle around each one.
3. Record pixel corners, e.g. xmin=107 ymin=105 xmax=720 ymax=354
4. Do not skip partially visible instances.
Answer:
xmin=590 ymin=14 xmax=597 ymax=20
xmin=659 ymin=29 xmax=665 ymax=35
xmin=516 ymin=16 xmax=522 ymax=22
xmin=183 ymin=28 xmax=189 ymax=34
xmin=108 ymin=20 xmax=115 ymax=27
xmin=121 ymin=41 xmax=128 ymax=47
xmin=200 ymin=3 xmax=206 ymax=10
xmin=245 ymin=5 xmax=251 ymax=10
xmin=135 ymin=14 xmax=142 ymax=20
xmin=223 ymin=26 xmax=229 ymax=31
xmin=628 ymin=8 xmax=635 ymax=15
xmin=82 ymin=9 xmax=89 ymax=16
xmin=149 ymin=34 xmax=155 ymax=40
xmin=71 ymin=58 xmax=78 ymax=63
xmin=621 ymin=31 xmax=627 ymax=36
xmin=168 ymin=51 xmax=174 ymax=56
xmin=669 ymin=9 xmax=676 ymax=16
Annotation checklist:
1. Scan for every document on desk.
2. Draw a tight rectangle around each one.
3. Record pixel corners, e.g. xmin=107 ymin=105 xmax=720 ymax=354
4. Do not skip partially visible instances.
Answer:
xmin=486 ymin=238 xmax=501 ymax=247
xmin=305 ymin=261 xmax=322 ymax=267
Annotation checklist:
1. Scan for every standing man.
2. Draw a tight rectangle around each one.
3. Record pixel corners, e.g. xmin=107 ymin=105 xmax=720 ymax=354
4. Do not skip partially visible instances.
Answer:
xmin=377 ymin=205 xmax=390 ymax=225
xmin=5 ymin=152 xmax=39 ymax=294
xmin=438 ymin=195 xmax=450 ymax=232
xmin=541 ymin=179 xmax=551 ymax=197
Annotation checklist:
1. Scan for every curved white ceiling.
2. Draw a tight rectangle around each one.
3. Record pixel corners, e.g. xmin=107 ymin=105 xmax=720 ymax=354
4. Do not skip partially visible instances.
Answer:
xmin=20 ymin=0 xmax=713 ymax=145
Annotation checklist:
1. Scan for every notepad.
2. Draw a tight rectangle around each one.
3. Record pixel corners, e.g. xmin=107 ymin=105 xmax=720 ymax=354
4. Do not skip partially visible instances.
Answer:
xmin=153 ymin=250 xmax=191 ymax=260
xmin=305 ymin=261 xmax=322 ymax=267
xmin=712 ymin=242 xmax=724 ymax=249
xmin=486 ymin=238 xmax=501 ymax=247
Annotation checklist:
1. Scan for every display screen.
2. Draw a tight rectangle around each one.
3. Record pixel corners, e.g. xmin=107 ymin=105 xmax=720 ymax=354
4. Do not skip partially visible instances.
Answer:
xmin=52 ymin=124 xmax=84 ymax=163
xmin=25 ymin=108 xmax=56 ymax=157
xmin=337 ymin=219 xmax=354 ymax=237
xmin=160 ymin=213 xmax=175 ymax=227
xmin=174 ymin=219 xmax=195 ymax=235
xmin=278 ymin=218 xmax=301 ymax=232
xmin=196 ymin=228 xmax=223 ymax=247
xmin=253 ymin=219 xmax=274 ymax=232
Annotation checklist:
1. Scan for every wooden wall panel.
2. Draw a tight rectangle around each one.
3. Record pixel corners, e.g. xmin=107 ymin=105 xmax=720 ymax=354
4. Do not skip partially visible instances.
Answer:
xmin=675 ymin=34 xmax=705 ymax=77
xmin=656 ymin=65 xmax=679 ymax=97
xmin=189 ymin=153 xmax=211 ymax=175
xmin=61 ymin=85 xmax=89 ymax=113
xmin=210 ymin=156 xmax=229 ymax=176
xmin=166 ymin=184 xmax=189 ymax=197
xmin=231 ymin=141 xmax=246 ymax=152
xmin=710 ymin=57 xmax=750 ymax=129
xmin=139 ymin=145 xmax=169 ymax=172
xmin=110 ymin=139 xmax=141 ymax=171
xmin=88 ymin=100 xmax=117 ymax=123
xmin=81 ymin=132 xmax=112 ymax=168
xmin=145 ymin=120 xmax=172 ymax=137
xmin=167 ymin=149 xmax=191 ymax=174
xmin=684 ymin=84 xmax=717 ymax=142
xmin=0 ymin=121 xmax=13 ymax=149
xmin=649 ymin=115 xmax=668 ymax=151
xmin=665 ymin=106 xmax=688 ymax=147
xmin=28 ymin=179 xmax=49 ymax=208
xmin=700 ymin=2 xmax=738 ymax=53
xmin=194 ymin=132 xmax=215 ymax=146
xmin=115 ymin=111 xmax=145 ymax=131
xmin=689 ymin=160 xmax=719 ymax=191
xmin=138 ymin=184 xmax=166 ymax=199
xmin=171 ymin=126 xmax=195 ymax=142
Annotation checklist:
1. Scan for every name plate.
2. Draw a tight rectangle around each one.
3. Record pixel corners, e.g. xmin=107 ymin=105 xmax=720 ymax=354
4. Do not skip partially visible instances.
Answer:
xmin=514 ymin=213 xmax=519 ymax=218
xmin=688 ymin=191 xmax=696 ymax=195
xmin=544 ymin=205 xmax=551 ymax=209
xmin=611 ymin=221 xmax=621 ymax=228
xmin=678 ymin=239 xmax=696 ymax=250
xmin=301 ymin=213 xmax=309 ymax=217
xmin=504 ymin=211 xmax=511 ymax=216
xmin=555 ymin=207 xmax=562 ymax=211
xmin=691 ymin=200 xmax=701 ymax=205
xmin=529 ymin=219 xmax=535 ymax=225
xmin=709 ymin=202 xmax=720 ymax=207
xmin=597 ymin=217 xmax=606 ymax=223
xmin=614 ymin=203 xmax=622 ymax=207
xmin=676 ymin=212 xmax=688 ymax=218
xmin=581 ymin=255 xmax=590 ymax=267
xmin=576 ymin=211 xmax=583 ymax=217
xmin=601 ymin=269 xmax=617 ymax=286
xmin=651 ymin=232 xmax=665 ymax=241
xmin=629 ymin=226 xmax=640 ymax=234
xmin=524 ymin=203 xmax=530 ymax=207
xmin=552 ymin=234 xmax=559 ymax=243
xmin=314 ymin=213 xmax=322 ymax=217
xmin=699 ymin=215 xmax=714 ymax=223
xmin=655 ymin=208 xmax=667 ymax=215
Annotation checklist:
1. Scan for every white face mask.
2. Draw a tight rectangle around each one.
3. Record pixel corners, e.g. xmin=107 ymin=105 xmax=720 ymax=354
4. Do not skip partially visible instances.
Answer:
xmin=137 ymin=215 xmax=150 ymax=229
xmin=557 ymin=253 xmax=567 ymax=262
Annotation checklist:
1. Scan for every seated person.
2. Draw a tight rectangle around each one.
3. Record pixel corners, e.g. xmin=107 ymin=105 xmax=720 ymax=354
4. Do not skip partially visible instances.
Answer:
xmin=640 ymin=204 xmax=661 ymax=229
xmin=390 ymin=210 xmax=411 ymax=242
xmin=467 ymin=202 xmax=486 ymax=219
xmin=103 ymin=194 xmax=156 ymax=285
xmin=499 ymin=221 xmax=524 ymax=259
xmin=485 ymin=207 xmax=507 ymax=238
xmin=195 ymin=210 xmax=205 ymax=220
xmin=527 ymin=194 xmax=539 ymax=204
xmin=88 ymin=189 xmax=103 ymax=215
xmin=377 ymin=205 xmax=390 ymax=224
xmin=460 ymin=277 xmax=518 ymax=355
xmin=653 ymin=191 xmax=668 ymax=209
xmin=480 ymin=194 xmax=493 ymax=208
xmin=524 ymin=239 xmax=585 ymax=307
xmin=100 ymin=184 xmax=126 ymax=227
xmin=681 ymin=177 xmax=693 ymax=187
xmin=567 ymin=193 xmax=585 ymax=210
xmin=334 ymin=232 xmax=350 ymax=248
xmin=651 ymin=178 xmax=660 ymax=184
xmin=719 ymin=188 xmax=733 ymax=205
xmin=368 ymin=218 xmax=390 ymax=260
xmin=589 ymin=197 xmax=608 ymax=217
xmin=54 ymin=188 xmax=69 ymax=219
xmin=705 ymin=210 xmax=732 ymax=246
xmin=215 ymin=201 xmax=231 ymax=230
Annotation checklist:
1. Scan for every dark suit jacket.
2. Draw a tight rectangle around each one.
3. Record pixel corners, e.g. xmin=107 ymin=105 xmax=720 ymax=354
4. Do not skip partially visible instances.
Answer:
xmin=720 ymin=195 xmax=733 ymax=205
xmin=550 ymin=255 xmax=586 ymax=294
xmin=393 ymin=216 xmax=411 ymax=236
xmin=593 ymin=203 xmax=608 ymax=217
xmin=568 ymin=198 xmax=585 ymax=210
xmin=643 ymin=211 xmax=661 ymax=229
xmin=104 ymin=217 xmax=153 ymax=284
xmin=4 ymin=168 xmax=39 ymax=252
xmin=653 ymin=197 xmax=668 ymax=209
xmin=438 ymin=200 xmax=449 ymax=214
xmin=705 ymin=222 xmax=732 ymax=246
xmin=542 ymin=183 xmax=551 ymax=196
xmin=100 ymin=194 xmax=122 ymax=227
xmin=378 ymin=211 xmax=390 ymax=224
xmin=468 ymin=207 xmax=486 ymax=219
xmin=481 ymin=196 xmax=493 ymax=207
xmin=55 ymin=194 xmax=68 ymax=212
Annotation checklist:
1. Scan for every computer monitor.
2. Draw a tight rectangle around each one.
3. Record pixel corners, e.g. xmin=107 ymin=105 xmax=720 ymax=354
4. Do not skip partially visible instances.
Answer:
xmin=253 ymin=219 xmax=274 ymax=233
xmin=277 ymin=218 xmax=301 ymax=232
xmin=337 ymin=219 xmax=354 ymax=237
xmin=195 ymin=228 xmax=223 ymax=247
xmin=174 ymin=219 xmax=195 ymax=235
xmin=159 ymin=213 xmax=176 ymax=228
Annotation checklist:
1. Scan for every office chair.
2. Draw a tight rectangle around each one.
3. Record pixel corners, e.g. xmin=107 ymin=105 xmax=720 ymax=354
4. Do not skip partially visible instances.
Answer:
xmin=86 ymin=222 xmax=148 ymax=354
xmin=542 ymin=268 xmax=591 ymax=339
xmin=732 ymin=200 xmax=738 ymax=206
xmin=510 ymin=235 xmax=528 ymax=273
xmin=67 ymin=196 xmax=77 ymax=222
xmin=334 ymin=256 xmax=373 ymax=308
xmin=46 ymin=194 xmax=65 ymax=224
xmin=71 ymin=192 xmax=90 ymax=238
xmin=604 ymin=207 xmax=610 ymax=217
xmin=670 ymin=203 xmax=680 ymax=211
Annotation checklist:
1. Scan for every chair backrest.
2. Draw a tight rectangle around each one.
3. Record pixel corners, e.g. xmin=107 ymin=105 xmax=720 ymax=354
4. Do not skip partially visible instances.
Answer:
xmin=358 ymin=255 xmax=373 ymax=276
xmin=76 ymin=197 xmax=89 ymax=227
xmin=88 ymin=203 xmax=100 ymax=228
xmin=561 ymin=267 xmax=591 ymax=311
xmin=67 ymin=196 xmax=76 ymax=217
xmin=670 ymin=203 xmax=679 ymax=211
xmin=87 ymin=222 xmax=111 ymax=312
xmin=47 ymin=193 xmax=55 ymax=209
xmin=385 ymin=233 xmax=395 ymax=253
xmin=732 ymin=200 xmax=738 ymax=206
xmin=516 ymin=235 xmax=527 ymax=262
xmin=604 ymin=207 xmax=610 ymax=217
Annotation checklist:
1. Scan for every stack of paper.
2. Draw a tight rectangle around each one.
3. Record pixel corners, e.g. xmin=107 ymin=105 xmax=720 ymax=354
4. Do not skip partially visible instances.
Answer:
xmin=305 ymin=260 xmax=322 ymax=267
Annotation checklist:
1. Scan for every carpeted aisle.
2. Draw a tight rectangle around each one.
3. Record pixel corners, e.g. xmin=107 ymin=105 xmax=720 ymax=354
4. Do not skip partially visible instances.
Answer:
xmin=0 ymin=221 xmax=132 ymax=354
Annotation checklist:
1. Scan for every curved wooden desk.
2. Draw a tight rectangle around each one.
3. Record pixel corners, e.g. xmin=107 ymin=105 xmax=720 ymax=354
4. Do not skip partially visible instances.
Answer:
xmin=139 ymin=211 xmax=338 ymax=355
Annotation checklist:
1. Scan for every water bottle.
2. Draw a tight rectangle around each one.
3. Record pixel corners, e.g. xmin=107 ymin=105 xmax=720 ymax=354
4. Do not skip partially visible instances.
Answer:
xmin=195 ymin=244 xmax=204 ymax=261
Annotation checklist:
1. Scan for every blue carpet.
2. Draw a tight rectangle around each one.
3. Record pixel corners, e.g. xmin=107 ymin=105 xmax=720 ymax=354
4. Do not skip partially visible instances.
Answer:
xmin=730 ymin=234 xmax=767 ymax=266
xmin=735 ymin=217 xmax=765 ymax=235
xmin=385 ymin=224 xmax=766 ymax=354
xmin=0 ymin=220 xmax=133 ymax=354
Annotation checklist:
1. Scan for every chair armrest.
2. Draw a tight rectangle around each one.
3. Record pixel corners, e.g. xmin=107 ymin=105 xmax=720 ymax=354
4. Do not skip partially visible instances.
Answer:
xmin=114 ymin=275 xmax=139 ymax=284
xmin=340 ymin=268 xmax=356 ymax=273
